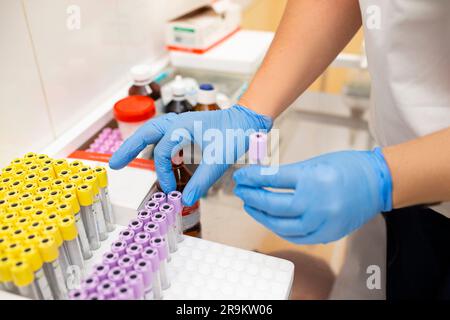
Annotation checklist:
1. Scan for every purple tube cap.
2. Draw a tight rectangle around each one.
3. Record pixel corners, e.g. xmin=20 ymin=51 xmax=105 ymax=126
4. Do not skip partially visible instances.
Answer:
xmin=69 ymin=288 xmax=87 ymax=300
xmin=167 ymin=191 xmax=182 ymax=211
xmin=145 ymin=201 xmax=159 ymax=214
xmin=137 ymin=210 xmax=152 ymax=224
xmin=87 ymin=292 xmax=105 ymax=300
xmin=119 ymin=228 xmax=135 ymax=245
xmin=150 ymin=237 xmax=168 ymax=260
xmin=159 ymin=203 xmax=175 ymax=225
xmin=143 ymin=222 xmax=160 ymax=238
xmin=128 ymin=218 xmax=144 ymax=233
xmin=98 ymin=280 xmax=116 ymax=299
xmin=126 ymin=243 xmax=143 ymax=259
xmin=133 ymin=259 xmax=153 ymax=288
xmin=107 ymin=266 xmax=126 ymax=286
xmin=151 ymin=212 xmax=168 ymax=235
xmin=134 ymin=231 xmax=151 ymax=246
xmin=102 ymin=251 xmax=120 ymax=268
xmin=125 ymin=271 xmax=144 ymax=300
xmin=142 ymin=246 xmax=160 ymax=272
xmin=92 ymin=264 xmax=110 ymax=282
xmin=118 ymin=254 xmax=136 ymax=270
xmin=115 ymin=284 xmax=134 ymax=300
xmin=111 ymin=239 xmax=127 ymax=255
xmin=151 ymin=192 xmax=166 ymax=204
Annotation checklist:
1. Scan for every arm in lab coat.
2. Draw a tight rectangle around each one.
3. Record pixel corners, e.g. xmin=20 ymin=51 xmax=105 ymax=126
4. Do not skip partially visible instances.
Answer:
xmin=383 ymin=127 xmax=450 ymax=208
xmin=239 ymin=0 xmax=362 ymax=118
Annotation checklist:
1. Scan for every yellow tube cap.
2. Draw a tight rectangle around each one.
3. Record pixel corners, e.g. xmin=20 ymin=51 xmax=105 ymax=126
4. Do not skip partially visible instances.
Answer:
xmin=57 ymin=202 xmax=73 ymax=217
xmin=19 ymin=193 xmax=33 ymax=205
xmin=26 ymin=164 xmax=41 ymax=174
xmin=0 ymin=223 xmax=13 ymax=237
xmin=13 ymin=169 xmax=26 ymax=181
xmin=36 ymin=186 xmax=50 ymax=197
xmin=16 ymin=216 xmax=31 ymax=229
xmin=20 ymin=204 xmax=35 ymax=217
xmin=76 ymin=184 xmax=93 ymax=206
xmin=58 ymin=169 xmax=71 ymax=182
xmin=0 ymin=236 xmax=8 ymax=252
xmin=45 ymin=212 xmax=59 ymax=225
xmin=69 ymin=160 xmax=83 ymax=173
xmin=58 ymin=216 xmax=78 ymax=241
xmin=1 ymin=166 xmax=15 ymax=177
xmin=25 ymin=173 xmax=39 ymax=184
xmin=32 ymin=195 xmax=46 ymax=209
xmin=42 ymin=224 xmax=63 ymax=247
xmin=51 ymin=179 xmax=65 ymax=191
xmin=94 ymin=166 xmax=108 ymax=188
xmin=0 ymin=256 xmax=13 ymax=282
xmin=79 ymin=165 xmax=93 ymax=177
xmin=38 ymin=237 xmax=58 ymax=262
xmin=7 ymin=201 xmax=21 ymax=213
xmin=83 ymin=174 xmax=99 ymax=195
xmin=3 ymin=211 xmax=18 ymax=224
xmin=9 ymin=180 xmax=24 ymax=191
xmin=25 ymin=233 xmax=41 ymax=247
xmin=5 ymin=190 xmax=19 ymax=202
xmin=47 ymin=189 xmax=62 ymax=199
xmin=23 ymin=152 xmax=37 ymax=160
xmin=11 ymin=228 xmax=26 ymax=241
xmin=53 ymin=159 xmax=69 ymax=175
xmin=5 ymin=241 xmax=23 ymax=258
xmin=10 ymin=158 xmax=25 ymax=169
xmin=69 ymin=174 xmax=83 ymax=186
xmin=28 ymin=220 xmax=43 ymax=234
xmin=0 ymin=186 xmax=7 ymax=198
xmin=21 ymin=246 xmax=43 ymax=272
xmin=11 ymin=260 xmax=34 ymax=287
xmin=38 ymin=175 xmax=53 ymax=187
xmin=43 ymin=199 xmax=59 ymax=212
xmin=60 ymin=192 xmax=80 ymax=214
xmin=23 ymin=182 xmax=38 ymax=195
xmin=31 ymin=208 xmax=47 ymax=222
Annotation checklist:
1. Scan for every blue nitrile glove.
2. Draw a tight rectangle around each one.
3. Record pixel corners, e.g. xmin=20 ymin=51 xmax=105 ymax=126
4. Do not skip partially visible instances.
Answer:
xmin=233 ymin=148 xmax=393 ymax=244
xmin=109 ymin=105 xmax=273 ymax=206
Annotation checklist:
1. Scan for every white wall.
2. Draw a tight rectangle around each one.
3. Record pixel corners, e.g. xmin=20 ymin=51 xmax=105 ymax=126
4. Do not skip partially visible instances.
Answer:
xmin=0 ymin=0 xmax=209 ymax=167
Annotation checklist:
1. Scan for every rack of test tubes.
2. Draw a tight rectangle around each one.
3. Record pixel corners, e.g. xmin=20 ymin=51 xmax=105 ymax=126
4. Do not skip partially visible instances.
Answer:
xmin=0 ymin=153 xmax=116 ymax=300
xmin=86 ymin=128 xmax=123 ymax=154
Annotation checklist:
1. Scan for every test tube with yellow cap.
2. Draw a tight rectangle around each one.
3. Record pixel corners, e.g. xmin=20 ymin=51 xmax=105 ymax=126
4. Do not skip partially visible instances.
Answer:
xmin=94 ymin=166 xmax=115 ymax=232
xmin=76 ymin=184 xmax=100 ymax=250
xmin=35 ymin=154 xmax=49 ymax=164
xmin=21 ymin=246 xmax=53 ymax=300
xmin=9 ymin=180 xmax=23 ymax=191
xmin=38 ymin=175 xmax=53 ymax=187
xmin=0 ymin=255 xmax=18 ymax=293
xmin=51 ymin=179 xmax=65 ymax=191
xmin=84 ymin=174 xmax=107 ymax=241
xmin=11 ymin=260 xmax=40 ymax=299
xmin=10 ymin=158 xmax=24 ymax=169
xmin=32 ymin=195 xmax=46 ymax=209
xmin=23 ymin=181 xmax=38 ymax=194
xmin=69 ymin=160 xmax=83 ymax=173
xmin=42 ymin=224 xmax=71 ymax=282
xmin=47 ymin=189 xmax=62 ymax=200
xmin=78 ymin=165 xmax=93 ymax=176
xmin=52 ymin=159 xmax=69 ymax=176
xmin=58 ymin=215 xmax=85 ymax=273
xmin=1 ymin=166 xmax=15 ymax=177
xmin=38 ymin=236 xmax=67 ymax=300
xmin=23 ymin=152 xmax=37 ymax=160
xmin=19 ymin=192 xmax=33 ymax=205
xmin=57 ymin=169 xmax=71 ymax=182
xmin=25 ymin=173 xmax=39 ymax=184
xmin=36 ymin=186 xmax=50 ymax=197
xmin=59 ymin=194 xmax=92 ymax=260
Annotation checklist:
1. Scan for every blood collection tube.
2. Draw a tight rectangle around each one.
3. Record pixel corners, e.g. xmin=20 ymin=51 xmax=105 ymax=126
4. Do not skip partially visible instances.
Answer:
xmin=0 ymin=255 xmax=17 ymax=293
xmin=97 ymin=280 xmax=116 ymax=299
xmin=128 ymin=218 xmax=144 ymax=233
xmin=151 ymin=192 xmax=166 ymax=204
xmin=94 ymin=166 xmax=115 ymax=232
xmin=118 ymin=254 xmax=135 ymax=273
xmin=83 ymin=175 xmax=107 ymax=241
xmin=126 ymin=243 xmax=143 ymax=260
xmin=93 ymin=264 xmax=110 ymax=283
xmin=51 ymin=179 xmax=65 ymax=191
xmin=249 ymin=132 xmax=268 ymax=165
xmin=102 ymin=252 xmax=120 ymax=269
xmin=38 ymin=236 xmax=67 ymax=299
xmin=124 ymin=271 xmax=144 ymax=300
xmin=143 ymin=222 xmax=160 ymax=238
xmin=11 ymin=260 xmax=41 ymax=300
xmin=69 ymin=288 xmax=87 ymax=300
xmin=144 ymin=200 xmax=159 ymax=214
xmin=118 ymin=228 xmax=135 ymax=245
xmin=111 ymin=239 xmax=127 ymax=256
xmin=53 ymin=159 xmax=69 ymax=176
xmin=42 ymin=224 xmax=71 ymax=281
xmin=167 ymin=190 xmax=183 ymax=242
xmin=134 ymin=232 xmax=151 ymax=247
xmin=159 ymin=203 xmax=178 ymax=253
xmin=58 ymin=216 xmax=85 ymax=273
xmin=77 ymin=184 xmax=100 ymax=250
xmin=21 ymin=246 xmax=53 ymax=300
xmin=141 ymin=246 xmax=162 ymax=299
xmin=151 ymin=212 xmax=171 ymax=260
xmin=134 ymin=259 xmax=153 ymax=300
xmin=107 ymin=266 xmax=126 ymax=286
xmin=137 ymin=209 xmax=152 ymax=225
xmin=82 ymin=274 xmax=100 ymax=294
xmin=114 ymin=284 xmax=134 ymax=300
xmin=32 ymin=195 xmax=46 ymax=209
xmin=69 ymin=160 xmax=83 ymax=173
xmin=60 ymin=192 xmax=92 ymax=260
xmin=149 ymin=237 xmax=170 ymax=290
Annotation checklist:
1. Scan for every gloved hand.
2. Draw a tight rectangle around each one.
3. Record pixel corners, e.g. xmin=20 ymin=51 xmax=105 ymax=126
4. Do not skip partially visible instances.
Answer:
xmin=233 ymin=148 xmax=393 ymax=244
xmin=109 ymin=105 xmax=273 ymax=206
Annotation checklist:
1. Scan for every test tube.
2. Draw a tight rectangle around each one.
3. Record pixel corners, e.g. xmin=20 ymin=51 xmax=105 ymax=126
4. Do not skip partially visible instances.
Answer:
xmin=114 ymin=284 xmax=134 ymax=300
xmin=58 ymin=216 xmax=85 ymax=274
xmin=134 ymin=232 xmax=151 ymax=247
xmin=167 ymin=190 xmax=184 ymax=242
xmin=38 ymin=237 xmax=67 ymax=300
xmin=97 ymin=280 xmax=116 ymax=299
xmin=21 ymin=246 xmax=53 ymax=300
xmin=102 ymin=252 xmax=120 ymax=269
xmin=92 ymin=264 xmax=110 ymax=282
xmin=118 ymin=254 xmax=135 ymax=273
xmin=94 ymin=167 xmax=115 ymax=232
xmin=143 ymin=222 xmax=160 ymax=238
xmin=82 ymin=275 xmax=100 ymax=294
xmin=111 ymin=240 xmax=127 ymax=256
xmin=159 ymin=203 xmax=178 ymax=253
xmin=77 ymin=184 xmax=100 ymax=250
xmin=124 ymin=271 xmax=144 ymax=300
xmin=144 ymin=201 xmax=159 ymax=214
xmin=11 ymin=260 xmax=41 ymax=300
xmin=149 ymin=237 xmax=170 ymax=290
xmin=84 ymin=175 xmax=107 ymax=241
xmin=0 ymin=256 xmax=17 ymax=294
xmin=151 ymin=213 xmax=171 ymax=261
xmin=151 ymin=192 xmax=166 ymax=205
xmin=107 ymin=266 xmax=126 ymax=286
xmin=137 ymin=209 xmax=152 ymax=225
xmin=141 ymin=246 xmax=163 ymax=300
xmin=42 ymin=224 xmax=71 ymax=282
xmin=118 ymin=228 xmax=135 ymax=245
xmin=60 ymin=193 xmax=92 ymax=260
xmin=128 ymin=218 xmax=144 ymax=233
xmin=134 ymin=259 xmax=154 ymax=300
xmin=249 ymin=132 xmax=268 ymax=165
xmin=126 ymin=243 xmax=143 ymax=261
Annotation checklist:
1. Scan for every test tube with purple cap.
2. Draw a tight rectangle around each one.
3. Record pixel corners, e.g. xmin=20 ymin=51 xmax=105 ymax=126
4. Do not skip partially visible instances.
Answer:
xmin=150 ymin=237 xmax=170 ymax=290
xmin=159 ymin=202 xmax=178 ymax=253
xmin=134 ymin=259 xmax=154 ymax=300
xmin=151 ymin=212 xmax=171 ymax=261
xmin=125 ymin=271 xmax=145 ymax=300
xmin=142 ymin=246 xmax=163 ymax=300
xmin=167 ymin=190 xmax=184 ymax=242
